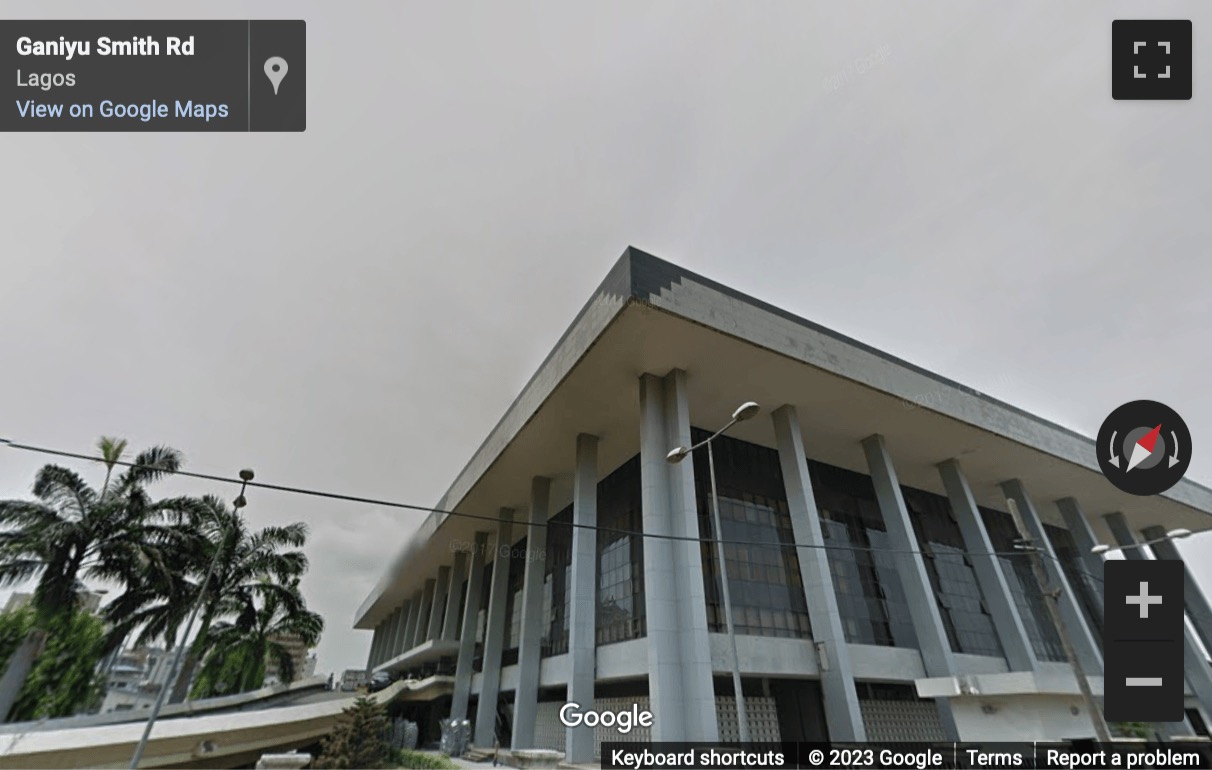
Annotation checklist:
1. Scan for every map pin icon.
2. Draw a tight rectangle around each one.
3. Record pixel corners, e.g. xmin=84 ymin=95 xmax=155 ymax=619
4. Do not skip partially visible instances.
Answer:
xmin=264 ymin=56 xmax=288 ymax=95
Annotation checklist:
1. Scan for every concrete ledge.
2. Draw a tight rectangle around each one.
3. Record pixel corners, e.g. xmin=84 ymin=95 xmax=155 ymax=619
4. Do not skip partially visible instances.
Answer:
xmin=0 ymin=676 xmax=330 ymax=735
xmin=0 ymin=682 xmax=408 ymax=769
xmin=375 ymin=639 xmax=461 ymax=672
xmin=916 ymin=670 xmax=1106 ymax=698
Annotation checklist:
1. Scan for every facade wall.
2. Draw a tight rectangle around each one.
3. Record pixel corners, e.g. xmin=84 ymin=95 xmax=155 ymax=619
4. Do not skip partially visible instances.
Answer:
xmin=389 ymin=423 xmax=1183 ymax=747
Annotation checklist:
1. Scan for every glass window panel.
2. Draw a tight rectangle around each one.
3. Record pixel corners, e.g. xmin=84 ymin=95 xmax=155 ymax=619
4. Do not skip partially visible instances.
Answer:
xmin=690 ymin=430 xmax=813 ymax=640
xmin=899 ymin=485 xmax=1003 ymax=658
xmin=981 ymin=507 xmax=1067 ymax=661
xmin=597 ymin=456 xmax=646 ymax=646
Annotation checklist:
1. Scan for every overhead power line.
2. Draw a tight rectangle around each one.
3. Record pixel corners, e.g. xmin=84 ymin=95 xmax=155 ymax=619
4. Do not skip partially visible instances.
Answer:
xmin=0 ymin=438 xmax=1106 ymax=582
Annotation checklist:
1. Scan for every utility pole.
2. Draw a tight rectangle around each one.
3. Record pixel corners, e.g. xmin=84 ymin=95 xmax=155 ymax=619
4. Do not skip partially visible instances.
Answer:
xmin=1006 ymin=498 xmax=1112 ymax=742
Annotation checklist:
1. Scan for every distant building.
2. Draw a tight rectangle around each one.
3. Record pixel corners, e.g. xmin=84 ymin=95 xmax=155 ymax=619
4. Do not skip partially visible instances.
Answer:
xmin=340 ymin=668 xmax=369 ymax=691
xmin=263 ymin=634 xmax=316 ymax=686
xmin=99 ymin=646 xmax=172 ymax=713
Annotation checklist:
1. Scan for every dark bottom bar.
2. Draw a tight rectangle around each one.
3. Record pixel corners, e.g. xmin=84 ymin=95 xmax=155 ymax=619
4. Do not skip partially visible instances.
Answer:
xmin=599 ymin=742 xmax=1212 ymax=769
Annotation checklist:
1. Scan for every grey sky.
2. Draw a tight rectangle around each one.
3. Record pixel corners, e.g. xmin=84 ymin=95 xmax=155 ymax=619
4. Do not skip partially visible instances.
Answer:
xmin=1 ymin=1 xmax=1208 ymax=675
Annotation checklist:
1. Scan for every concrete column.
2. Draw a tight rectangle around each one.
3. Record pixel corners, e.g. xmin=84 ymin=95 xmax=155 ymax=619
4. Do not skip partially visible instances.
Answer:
xmin=379 ymin=616 xmax=392 ymax=665
xmin=379 ymin=619 xmax=391 ymax=664
xmin=451 ymin=531 xmax=489 ymax=721
xmin=513 ymin=477 xmax=552 ymax=749
xmin=939 ymin=459 xmax=1037 ymax=672
xmin=393 ymin=603 xmax=410 ymax=658
xmin=1056 ymin=499 xmax=1106 ymax=616
xmin=772 ymin=406 xmax=866 ymax=741
xmin=638 ymin=371 xmax=719 ymax=743
xmin=383 ymin=606 xmax=402 ymax=663
xmin=378 ymin=622 xmax=390 ymax=665
xmin=429 ymin=567 xmax=451 ymax=642
xmin=1109 ymin=516 xmax=1212 ymax=719
xmin=1001 ymin=480 xmax=1102 ymax=673
xmin=475 ymin=509 xmax=516 ymax=747
xmin=403 ymin=591 xmax=422 ymax=653
xmin=414 ymin=579 xmax=437 ymax=649
xmin=378 ymin=617 xmax=392 ymax=665
xmin=1144 ymin=525 xmax=1212 ymax=656
xmin=862 ymin=434 xmax=958 ymax=740
xmin=443 ymin=552 xmax=468 ymax=641
xmin=567 ymin=434 xmax=599 ymax=762
xmin=368 ymin=626 xmax=383 ymax=669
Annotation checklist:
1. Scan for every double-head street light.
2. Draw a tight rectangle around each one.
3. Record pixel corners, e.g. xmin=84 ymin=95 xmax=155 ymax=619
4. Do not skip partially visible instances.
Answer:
xmin=129 ymin=469 xmax=255 ymax=769
xmin=1004 ymin=497 xmax=1113 ymax=742
xmin=1091 ymin=528 xmax=1191 ymax=555
xmin=667 ymin=401 xmax=760 ymax=744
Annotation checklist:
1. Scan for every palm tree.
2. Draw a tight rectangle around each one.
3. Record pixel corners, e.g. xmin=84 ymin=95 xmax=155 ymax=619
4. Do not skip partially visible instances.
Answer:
xmin=191 ymin=577 xmax=323 ymax=698
xmin=0 ymin=438 xmax=193 ymax=719
xmin=103 ymin=495 xmax=312 ymax=703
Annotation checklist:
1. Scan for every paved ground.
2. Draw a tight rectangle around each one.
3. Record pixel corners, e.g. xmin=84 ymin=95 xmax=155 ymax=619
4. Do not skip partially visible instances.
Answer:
xmin=443 ymin=752 xmax=602 ymax=770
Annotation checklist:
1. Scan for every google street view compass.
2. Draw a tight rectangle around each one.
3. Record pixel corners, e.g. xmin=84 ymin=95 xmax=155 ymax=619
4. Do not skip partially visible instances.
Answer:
xmin=1097 ymin=400 xmax=1192 ymax=496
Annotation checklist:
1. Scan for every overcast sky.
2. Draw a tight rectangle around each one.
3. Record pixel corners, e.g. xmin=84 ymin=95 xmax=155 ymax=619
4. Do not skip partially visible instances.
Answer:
xmin=1 ymin=1 xmax=1209 ymax=675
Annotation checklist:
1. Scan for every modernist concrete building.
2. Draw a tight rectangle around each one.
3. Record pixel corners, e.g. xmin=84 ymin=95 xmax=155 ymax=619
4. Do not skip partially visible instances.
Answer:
xmin=354 ymin=248 xmax=1212 ymax=760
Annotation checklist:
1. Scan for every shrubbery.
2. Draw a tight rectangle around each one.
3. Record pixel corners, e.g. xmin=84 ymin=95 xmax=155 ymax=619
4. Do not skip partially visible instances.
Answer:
xmin=392 ymin=748 xmax=459 ymax=769
xmin=315 ymin=696 xmax=392 ymax=769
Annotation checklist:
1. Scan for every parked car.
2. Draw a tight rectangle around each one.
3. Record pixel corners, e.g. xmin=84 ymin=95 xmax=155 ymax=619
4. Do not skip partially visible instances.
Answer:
xmin=368 ymin=671 xmax=393 ymax=692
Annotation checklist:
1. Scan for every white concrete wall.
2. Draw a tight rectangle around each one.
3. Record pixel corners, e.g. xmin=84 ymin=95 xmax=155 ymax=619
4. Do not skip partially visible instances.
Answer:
xmin=848 ymin=644 xmax=926 ymax=681
xmin=950 ymin=695 xmax=1097 ymax=742
xmin=716 ymin=634 xmax=818 ymax=677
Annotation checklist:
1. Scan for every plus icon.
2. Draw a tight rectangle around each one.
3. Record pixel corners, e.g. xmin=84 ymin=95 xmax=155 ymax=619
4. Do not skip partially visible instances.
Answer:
xmin=1126 ymin=581 xmax=1163 ymax=619
xmin=1112 ymin=20 xmax=1192 ymax=100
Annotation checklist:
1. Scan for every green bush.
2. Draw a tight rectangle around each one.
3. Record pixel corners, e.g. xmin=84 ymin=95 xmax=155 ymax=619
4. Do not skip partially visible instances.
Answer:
xmin=1113 ymin=722 xmax=1152 ymax=739
xmin=0 ymin=608 xmax=36 ymax=672
xmin=392 ymin=748 xmax=459 ymax=769
xmin=5 ymin=608 xmax=106 ymax=721
xmin=314 ymin=696 xmax=392 ymax=769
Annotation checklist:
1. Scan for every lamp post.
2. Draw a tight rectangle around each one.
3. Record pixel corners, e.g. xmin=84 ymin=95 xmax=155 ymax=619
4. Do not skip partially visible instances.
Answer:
xmin=129 ymin=469 xmax=254 ymax=769
xmin=1090 ymin=528 xmax=1191 ymax=556
xmin=1005 ymin=498 xmax=1112 ymax=742
xmin=667 ymin=401 xmax=760 ymax=744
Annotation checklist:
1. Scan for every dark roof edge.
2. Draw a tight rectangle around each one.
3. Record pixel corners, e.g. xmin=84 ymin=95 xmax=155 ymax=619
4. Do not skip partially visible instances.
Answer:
xmin=624 ymin=247 xmax=1212 ymax=502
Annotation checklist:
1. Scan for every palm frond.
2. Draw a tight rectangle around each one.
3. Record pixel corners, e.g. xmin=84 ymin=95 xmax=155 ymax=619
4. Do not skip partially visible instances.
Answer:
xmin=0 ymin=559 xmax=45 ymax=587
xmin=30 ymin=465 xmax=97 ymax=518
xmin=0 ymin=500 xmax=60 ymax=529
xmin=113 ymin=446 xmax=183 ymax=490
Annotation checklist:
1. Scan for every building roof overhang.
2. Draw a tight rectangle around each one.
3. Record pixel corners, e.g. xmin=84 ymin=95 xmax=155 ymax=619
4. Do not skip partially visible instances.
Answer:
xmin=354 ymin=248 xmax=1212 ymax=628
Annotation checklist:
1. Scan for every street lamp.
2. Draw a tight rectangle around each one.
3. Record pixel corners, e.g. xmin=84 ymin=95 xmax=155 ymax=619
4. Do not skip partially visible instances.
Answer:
xmin=129 ymin=469 xmax=254 ymax=769
xmin=667 ymin=401 xmax=759 ymax=744
xmin=1091 ymin=528 xmax=1191 ymax=555
xmin=1005 ymin=498 xmax=1112 ymax=742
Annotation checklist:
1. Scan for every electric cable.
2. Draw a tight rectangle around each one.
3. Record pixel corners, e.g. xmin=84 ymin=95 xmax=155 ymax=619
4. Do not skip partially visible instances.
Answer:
xmin=0 ymin=438 xmax=1114 ymax=589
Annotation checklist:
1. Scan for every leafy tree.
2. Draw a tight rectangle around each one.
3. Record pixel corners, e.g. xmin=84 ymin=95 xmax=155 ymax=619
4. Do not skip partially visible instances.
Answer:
xmin=190 ymin=576 xmax=323 ymax=699
xmin=0 ymin=437 xmax=197 ymax=719
xmin=0 ymin=608 xmax=36 ymax=673
xmin=102 ymin=495 xmax=311 ymax=702
xmin=8 ymin=608 xmax=107 ymax=721
xmin=315 ymin=696 xmax=393 ymax=769
xmin=0 ymin=439 xmax=190 ymax=622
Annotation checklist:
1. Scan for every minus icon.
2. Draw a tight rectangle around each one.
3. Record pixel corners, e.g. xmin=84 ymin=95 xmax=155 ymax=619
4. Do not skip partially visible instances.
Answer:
xmin=1126 ymin=678 xmax=1164 ymax=686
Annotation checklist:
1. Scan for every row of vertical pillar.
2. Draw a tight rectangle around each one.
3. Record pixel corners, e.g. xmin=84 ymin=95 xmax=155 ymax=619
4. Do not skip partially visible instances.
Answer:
xmin=365 ymin=557 xmax=469 ymax=672
xmin=374 ymin=369 xmax=1208 ymax=753
xmin=448 ymin=439 xmax=602 ymax=761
